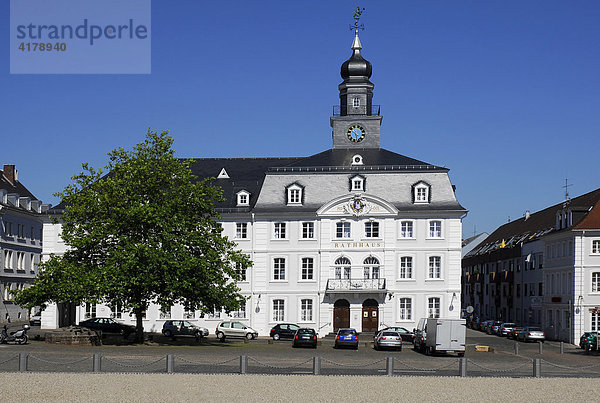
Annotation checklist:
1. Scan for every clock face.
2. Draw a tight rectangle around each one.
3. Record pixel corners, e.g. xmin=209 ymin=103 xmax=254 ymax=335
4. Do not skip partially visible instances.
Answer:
xmin=347 ymin=124 xmax=366 ymax=143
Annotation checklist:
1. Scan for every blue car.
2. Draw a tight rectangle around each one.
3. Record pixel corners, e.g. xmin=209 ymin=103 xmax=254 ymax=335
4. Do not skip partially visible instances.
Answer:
xmin=334 ymin=328 xmax=359 ymax=349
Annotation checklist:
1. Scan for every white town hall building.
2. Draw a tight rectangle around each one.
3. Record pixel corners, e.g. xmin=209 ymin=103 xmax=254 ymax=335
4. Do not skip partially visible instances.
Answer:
xmin=40 ymin=30 xmax=466 ymax=336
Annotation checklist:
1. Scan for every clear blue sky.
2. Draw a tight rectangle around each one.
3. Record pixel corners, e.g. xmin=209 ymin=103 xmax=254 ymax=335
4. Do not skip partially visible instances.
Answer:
xmin=2 ymin=1 xmax=599 ymax=238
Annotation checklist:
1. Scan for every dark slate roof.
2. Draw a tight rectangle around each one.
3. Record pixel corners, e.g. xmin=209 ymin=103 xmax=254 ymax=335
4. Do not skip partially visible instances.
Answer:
xmin=278 ymin=148 xmax=445 ymax=171
xmin=466 ymin=187 xmax=600 ymax=259
xmin=0 ymin=168 xmax=38 ymax=201
xmin=189 ymin=157 xmax=303 ymax=210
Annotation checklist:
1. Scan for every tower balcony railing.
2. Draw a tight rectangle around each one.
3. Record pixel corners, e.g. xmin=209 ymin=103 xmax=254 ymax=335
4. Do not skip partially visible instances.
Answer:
xmin=325 ymin=278 xmax=386 ymax=293
xmin=332 ymin=105 xmax=381 ymax=116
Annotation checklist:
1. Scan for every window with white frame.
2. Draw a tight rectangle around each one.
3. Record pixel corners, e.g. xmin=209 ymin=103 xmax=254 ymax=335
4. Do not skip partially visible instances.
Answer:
xmin=428 ymin=256 xmax=441 ymax=279
xmin=363 ymin=256 xmax=380 ymax=279
xmin=236 ymin=262 xmax=248 ymax=281
xmin=206 ymin=307 xmax=221 ymax=319
xmin=272 ymin=299 xmax=285 ymax=322
xmin=592 ymin=311 xmax=600 ymax=331
xmin=3 ymin=283 xmax=11 ymax=301
xmin=300 ymin=299 xmax=313 ymax=321
xmin=429 ymin=221 xmax=442 ymax=238
xmin=365 ymin=221 xmax=379 ymax=238
xmin=273 ymin=258 xmax=286 ymax=280
xmin=593 ymin=240 xmax=600 ymax=254
xmin=335 ymin=257 xmax=351 ymax=279
xmin=159 ymin=305 xmax=172 ymax=319
xmin=110 ymin=302 xmax=122 ymax=319
xmin=236 ymin=191 xmax=250 ymax=206
xmin=286 ymin=184 xmax=303 ymax=205
xmin=302 ymin=222 xmax=314 ymax=239
xmin=400 ymin=221 xmax=413 ymax=238
xmin=428 ymin=297 xmax=440 ymax=318
xmin=301 ymin=257 xmax=314 ymax=280
xmin=29 ymin=253 xmax=35 ymax=272
xmin=353 ymin=97 xmax=360 ymax=107
xmin=399 ymin=256 xmax=413 ymax=279
xmin=274 ymin=222 xmax=286 ymax=239
xmin=592 ymin=272 xmax=600 ymax=292
xmin=183 ymin=309 xmax=196 ymax=319
xmin=413 ymin=182 xmax=430 ymax=204
xmin=336 ymin=222 xmax=351 ymax=238
xmin=399 ymin=298 xmax=412 ymax=320
xmin=231 ymin=301 xmax=246 ymax=318
xmin=236 ymin=223 xmax=248 ymax=239
xmin=85 ymin=302 xmax=96 ymax=319
xmin=350 ymin=175 xmax=364 ymax=191
xmin=3 ymin=250 xmax=11 ymax=269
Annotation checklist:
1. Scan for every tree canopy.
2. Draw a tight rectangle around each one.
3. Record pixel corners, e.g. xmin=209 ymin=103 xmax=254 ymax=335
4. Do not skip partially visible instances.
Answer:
xmin=15 ymin=130 xmax=250 ymax=339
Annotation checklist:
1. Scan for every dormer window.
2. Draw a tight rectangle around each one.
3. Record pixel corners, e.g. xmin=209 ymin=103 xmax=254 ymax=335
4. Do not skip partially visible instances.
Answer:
xmin=412 ymin=181 xmax=431 ymax=204
xmin=286 ymin=183 xmax=303 ymax=205
xmin=350 ymin=175 xmax=365 ymax=192
xmin=236 ymin=190 xmax=250 ymax=206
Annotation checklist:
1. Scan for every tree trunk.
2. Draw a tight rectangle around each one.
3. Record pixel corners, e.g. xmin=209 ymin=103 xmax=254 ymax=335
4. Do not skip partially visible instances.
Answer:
xmin=134 ymin=307 xmax=144 ymax=343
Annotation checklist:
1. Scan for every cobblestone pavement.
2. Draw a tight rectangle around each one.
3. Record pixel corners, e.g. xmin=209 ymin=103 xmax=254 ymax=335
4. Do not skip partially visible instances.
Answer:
xmin=1 ymin=328 xmax=599 ymax=377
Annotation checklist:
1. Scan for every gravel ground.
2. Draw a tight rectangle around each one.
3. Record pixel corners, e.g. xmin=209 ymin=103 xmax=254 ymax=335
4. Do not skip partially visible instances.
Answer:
xmin=2 ymin=373 xmax=597 ymax=402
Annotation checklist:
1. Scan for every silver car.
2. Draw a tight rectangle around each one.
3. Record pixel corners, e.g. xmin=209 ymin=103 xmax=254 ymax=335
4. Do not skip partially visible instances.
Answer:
xmin=517 ymin=326 xmax=545 ymax=342
xmin=374 ymin=331 xmax=403 ymax=351
xmin=215 ymin=321 xmax=258 ymax=341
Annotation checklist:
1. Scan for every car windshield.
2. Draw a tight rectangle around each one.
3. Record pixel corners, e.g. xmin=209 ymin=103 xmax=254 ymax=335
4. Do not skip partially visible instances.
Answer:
xmin=339 ymin=329 xmax=356 ymax=335
xmin=382 ymin=332 xmax=398 ymax=337
xmin=528 ymin=327 xmax=542 ymax=331
xmin=298 ymin=329 xmax=315 ymax=335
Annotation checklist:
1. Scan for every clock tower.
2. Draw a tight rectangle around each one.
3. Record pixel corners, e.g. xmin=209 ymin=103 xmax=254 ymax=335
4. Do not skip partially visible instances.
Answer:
xmin=330 ymin=28 xmax=382 ymax=149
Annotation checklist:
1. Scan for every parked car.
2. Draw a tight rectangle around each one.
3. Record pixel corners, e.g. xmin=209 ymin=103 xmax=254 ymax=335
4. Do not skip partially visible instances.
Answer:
xmin=334 ymin=328 xmax=358 ymax=349
xmin=29 ymin=312 xmax=41 ymax=326
xmin=215 ymin=321 xmax=258 ymax=341
xmin=509 ymin=327 xmax=524 ymax=339
xmin=78 ymin=317 xmax=136 ymax=338
xmin=270 ymin=323 xmax=300 ymax=340
xmin=374 ymin=331 xmax=402 ymax=351
xmin=499 ymin=323 xmax=517 ymax=337
xmin=517 ymin=326 xmax=545 ymax=342
xmin=479 ymin=320 xmax=493 ymax=333
xmin=488 ymin=321 xmax=503 ymax=335
xmin=292 ymin=328 xmax=318 ymax=348
xmin=580 ymin=332 xmax=598 ymax=351
xmin=162 ymin=320 xmax=209 ymax=340
xmin=374 ymin=326 xmax=414 ymax=342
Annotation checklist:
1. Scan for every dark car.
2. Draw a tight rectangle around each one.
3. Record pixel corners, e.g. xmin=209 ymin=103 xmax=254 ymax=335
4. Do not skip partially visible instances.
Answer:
xmin=162 ymin=320 xmax=209 ymax=341
xmin=580 ymin=332 xmax=599 ymax=352
xmin=270 ymin=323 xmax=300 ymax=340
xmin=78 ymin=317 xmax=136 ymax=338
xmin=292 ymin=328 xmax=318 ymax=348
xmin=509 ymin=327 xmax=524 ymax=339
xmin=334 ymin=328 xmax=358 ymax=349
xmin=488 ymin=321 xmax=503 ymax=335
xmin=374 ymin=326 xmax=414 ymax=342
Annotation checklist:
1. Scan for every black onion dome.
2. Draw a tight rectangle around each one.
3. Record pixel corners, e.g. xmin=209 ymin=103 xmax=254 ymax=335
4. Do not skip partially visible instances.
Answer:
xmin=340 ymin=32 xmax=372 ymax=79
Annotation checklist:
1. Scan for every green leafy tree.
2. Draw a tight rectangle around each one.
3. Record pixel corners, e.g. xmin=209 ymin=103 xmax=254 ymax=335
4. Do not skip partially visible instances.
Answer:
xmin=15 ymin=130 xmax=250 ymax=341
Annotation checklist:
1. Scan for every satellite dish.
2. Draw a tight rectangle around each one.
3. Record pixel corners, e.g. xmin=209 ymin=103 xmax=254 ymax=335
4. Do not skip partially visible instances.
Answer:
xmin=466 ymin=306 xmax=474 ymax=314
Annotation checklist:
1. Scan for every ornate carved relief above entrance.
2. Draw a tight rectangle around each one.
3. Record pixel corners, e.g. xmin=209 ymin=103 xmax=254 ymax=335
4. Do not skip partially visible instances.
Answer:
xmin=316 ymin=194 xmax=397 ymax=217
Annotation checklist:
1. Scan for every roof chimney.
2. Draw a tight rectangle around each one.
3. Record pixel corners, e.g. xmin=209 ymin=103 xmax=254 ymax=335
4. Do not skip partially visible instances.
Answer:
xmin=3 ymin=164 xmax=17 ymax=185
xmin=525 ymin=210 xmax=531 ymax=220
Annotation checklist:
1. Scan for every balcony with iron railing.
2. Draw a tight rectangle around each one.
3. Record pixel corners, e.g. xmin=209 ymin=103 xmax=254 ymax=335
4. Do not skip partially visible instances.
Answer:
xmin=332 ymin=105 xmax=381 ymax=116
xmin=325 ymin=278 xmax=386 ymax=293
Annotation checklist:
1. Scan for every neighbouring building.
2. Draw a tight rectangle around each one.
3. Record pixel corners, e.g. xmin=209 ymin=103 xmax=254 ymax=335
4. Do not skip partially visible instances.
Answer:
xmin=462 ymin=188 xmax=600 ymax=343
xmin=41 ymin=29 xmax=466 ymax=335
xmin=0 ymin=164 xmax=45 ymax=323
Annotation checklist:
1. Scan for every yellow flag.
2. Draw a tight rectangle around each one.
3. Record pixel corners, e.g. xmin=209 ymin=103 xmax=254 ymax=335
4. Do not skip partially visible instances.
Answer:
xmin=500 ymin=239 xmax=506 ymax=248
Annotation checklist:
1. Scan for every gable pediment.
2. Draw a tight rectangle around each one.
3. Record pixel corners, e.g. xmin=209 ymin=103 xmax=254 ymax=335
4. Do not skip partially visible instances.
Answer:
xmin=316 ymin=194 xmax=398 ymax=217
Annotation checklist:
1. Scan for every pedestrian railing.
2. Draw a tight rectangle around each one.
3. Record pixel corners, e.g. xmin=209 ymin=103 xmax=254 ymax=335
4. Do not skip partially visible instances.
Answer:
xmin=2 ymin=352 xmax=599 ymax=377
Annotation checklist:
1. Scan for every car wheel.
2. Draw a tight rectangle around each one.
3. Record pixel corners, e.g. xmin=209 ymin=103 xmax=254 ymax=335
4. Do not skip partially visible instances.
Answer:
xmin=163 ymin=330 xmax=172 ymax=338
xmin=334 ymin=342 xmax=338 ymax=349
xmin=458 ymin=352 xmax=464 ymax=357
xmin=246 ymin=333 xmax=253 ymax=340
xmin=398 ymin=346 xmax=402 ymax=352
xmin=374 ymin=343 xmax=379 ymax=351
xmin=216 ymin=331 xmax=225 ymax=341
xmin=273 ymin=334 xmax=280 ymax=341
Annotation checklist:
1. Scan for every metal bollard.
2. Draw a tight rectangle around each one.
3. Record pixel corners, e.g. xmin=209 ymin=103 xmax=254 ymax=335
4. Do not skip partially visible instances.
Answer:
xmin=18 ymin=353 xmax=28 ymax=372
xmin=313 ymin=356 xmax=321 ymax=375
xmin=560 ymin=341 xmax=564 ymax=354
xmin=386 ymin=356 xmax=394 ymax=376
xmin=533 ymin=358 xmax=541 ymax=378
xmin=239 ymin=355 xmax=248 ymax=374
xmin=459 ymin=357 xmax=467 ymax=377
xmin=514 ymin=342 xmax=519 ymax=355
xmin=166 ymin=354 xmax=174 ymax=373
xmin=93 ymin=353 xmax=102 ymax=372
xmin=538 ymin=341 xmax=543 ymax=354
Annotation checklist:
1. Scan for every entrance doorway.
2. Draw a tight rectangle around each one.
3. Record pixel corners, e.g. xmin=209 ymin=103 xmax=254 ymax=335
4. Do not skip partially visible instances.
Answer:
xmin=362 ymin=299 xmax=379 ymax=332
xmin=333 ymin=299 xmax=350 ymax=331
